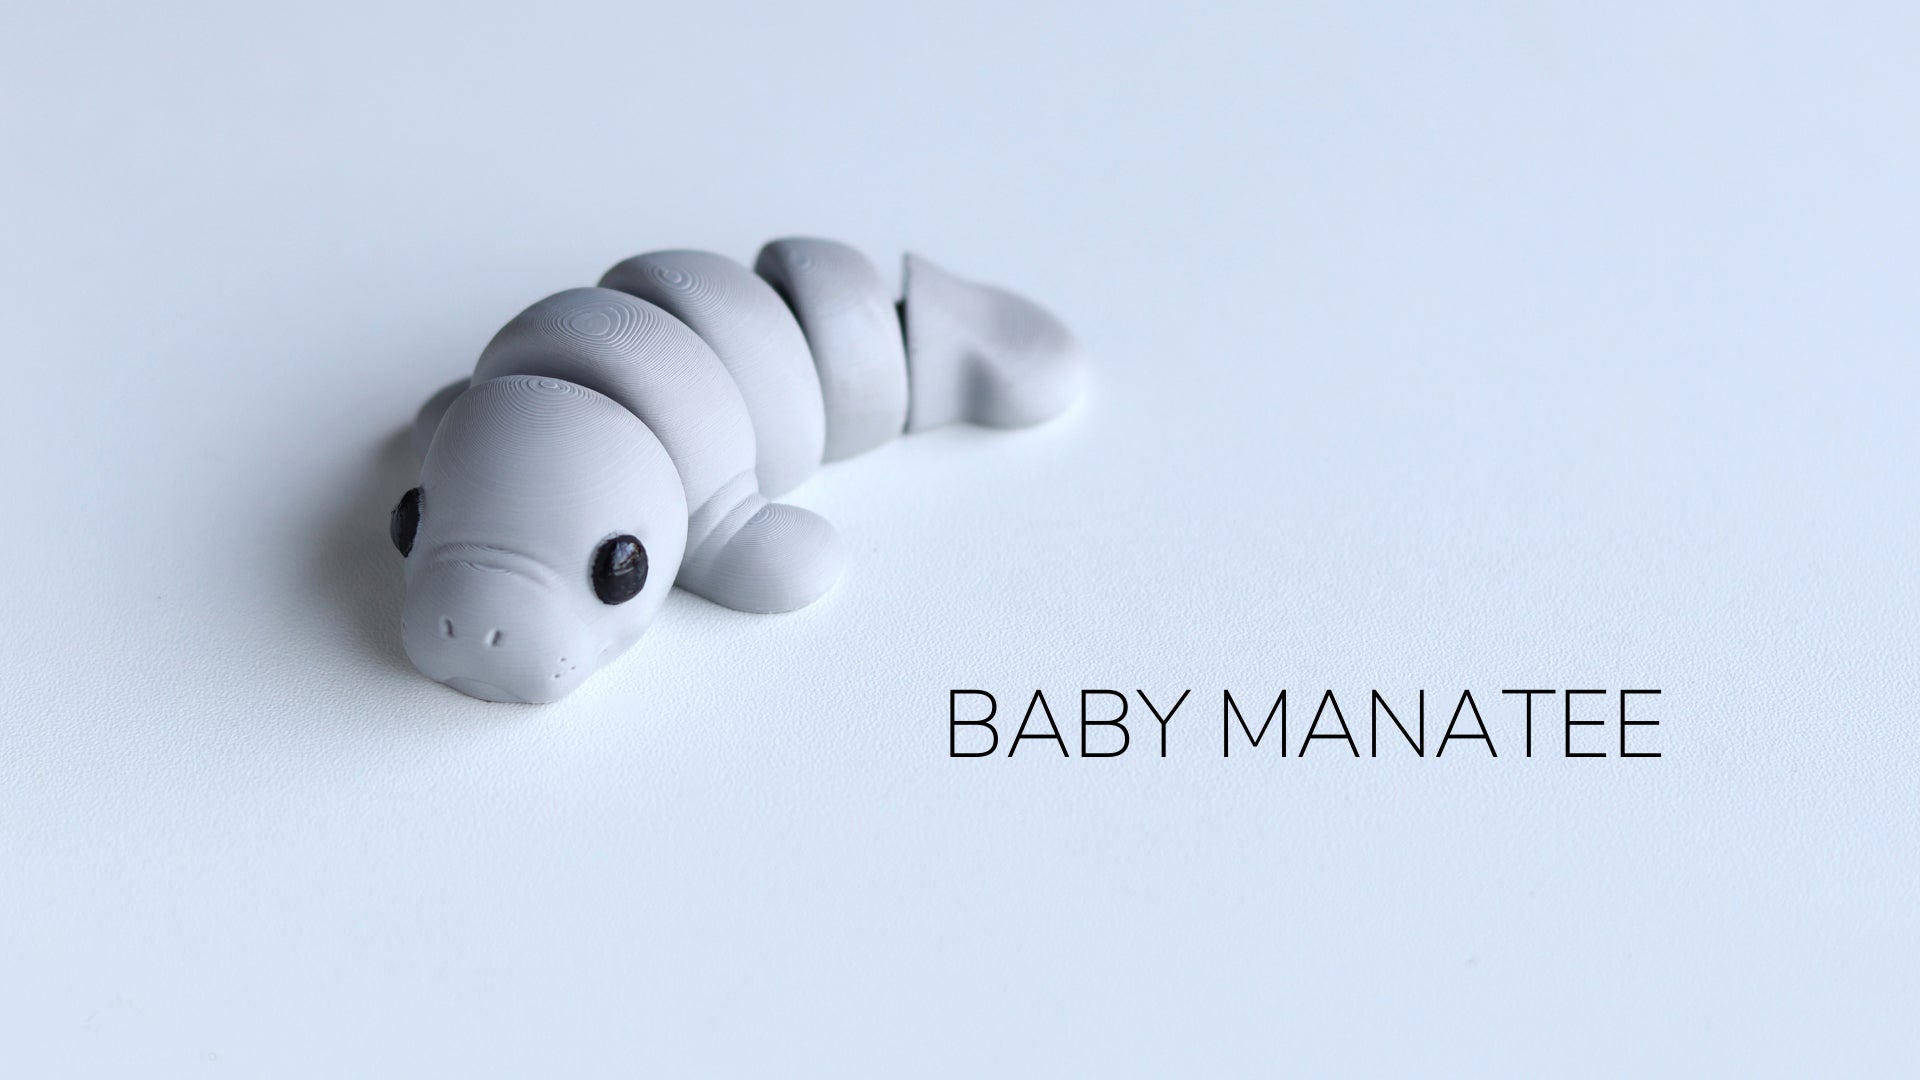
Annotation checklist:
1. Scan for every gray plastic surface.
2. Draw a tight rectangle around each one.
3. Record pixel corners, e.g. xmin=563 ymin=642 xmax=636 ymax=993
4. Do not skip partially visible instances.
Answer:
xmin=411 ymin=376 xmax=469 ymax=461
xmin=600 ymin=250 xmax=826 ymax=497
xmin=472 ymin=287 xmax=844 ymax=619
xmin=400 ymin=243 xmax=1081 ymax=703
xmin=401 ymin=375 xmax=688 ymax=704
xmin=754 ymin=238 xmax=909 ymax=461
xmin=902 ymin=252 xmax=1086 ymax=432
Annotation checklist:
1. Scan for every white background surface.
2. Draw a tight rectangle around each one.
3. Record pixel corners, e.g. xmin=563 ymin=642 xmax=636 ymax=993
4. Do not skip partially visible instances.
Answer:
xmin=2 ymin=2 xmax=1915 ymax=1075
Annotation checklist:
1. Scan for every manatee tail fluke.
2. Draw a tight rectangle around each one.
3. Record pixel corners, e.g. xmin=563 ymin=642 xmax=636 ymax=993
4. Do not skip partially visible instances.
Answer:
xmin=899 ymin=253 xmax=1085 ymax=433
xmin=412 ymin=377 xmax=471 ymax=460
xmin=679 ymin=499 xmax=844 ymax=614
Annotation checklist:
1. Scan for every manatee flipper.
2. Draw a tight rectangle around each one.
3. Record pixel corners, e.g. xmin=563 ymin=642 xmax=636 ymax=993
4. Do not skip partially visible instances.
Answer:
xmin=901 ymin=253 xmax=1085 ymax=432
xmin=412 ymin=377 xmax=470 ymax=459
xmin=678 ymin=493 xmax=844 ymax=614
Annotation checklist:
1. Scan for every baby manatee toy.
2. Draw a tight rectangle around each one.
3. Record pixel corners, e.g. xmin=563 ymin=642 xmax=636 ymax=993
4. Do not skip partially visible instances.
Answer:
xmin=393 ymin=240 xmax=1083 ymax=703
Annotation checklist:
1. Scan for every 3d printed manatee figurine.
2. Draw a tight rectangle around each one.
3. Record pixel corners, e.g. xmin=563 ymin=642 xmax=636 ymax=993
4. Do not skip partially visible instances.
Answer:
xmin=392 ymin=240 xmax=1084 ymax=703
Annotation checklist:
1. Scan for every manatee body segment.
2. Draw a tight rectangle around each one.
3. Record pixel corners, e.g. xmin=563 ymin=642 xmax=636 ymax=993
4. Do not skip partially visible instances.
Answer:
xmin=753 ymin=239 xmax=909 ymax=463
xmin=600 ymin=250 xmax=826 ymax=498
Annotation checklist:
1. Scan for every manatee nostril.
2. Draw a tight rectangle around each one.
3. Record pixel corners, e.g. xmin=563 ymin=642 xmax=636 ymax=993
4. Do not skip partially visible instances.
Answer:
xmin=488 ymin=629 xmax=504 ymax=647
xmin=441 ymin=618 xmax=456 ymax=639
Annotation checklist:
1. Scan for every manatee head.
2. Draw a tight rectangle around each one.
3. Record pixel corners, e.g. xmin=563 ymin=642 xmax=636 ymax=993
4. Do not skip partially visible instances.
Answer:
xmin=391 ymin=375 xmax=688 ymax=703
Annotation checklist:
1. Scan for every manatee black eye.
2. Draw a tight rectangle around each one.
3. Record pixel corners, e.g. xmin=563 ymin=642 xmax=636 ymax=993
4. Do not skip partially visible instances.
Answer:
xmin=592 ymin=534 xmax=647 ymax=604
xmin=389 ymin=487 xmax=422 ymax=556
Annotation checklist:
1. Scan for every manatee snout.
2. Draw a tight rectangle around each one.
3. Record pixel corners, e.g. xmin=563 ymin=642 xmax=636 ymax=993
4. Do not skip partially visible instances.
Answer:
xmin=401 ymin=552 xmax=607 ymax=704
